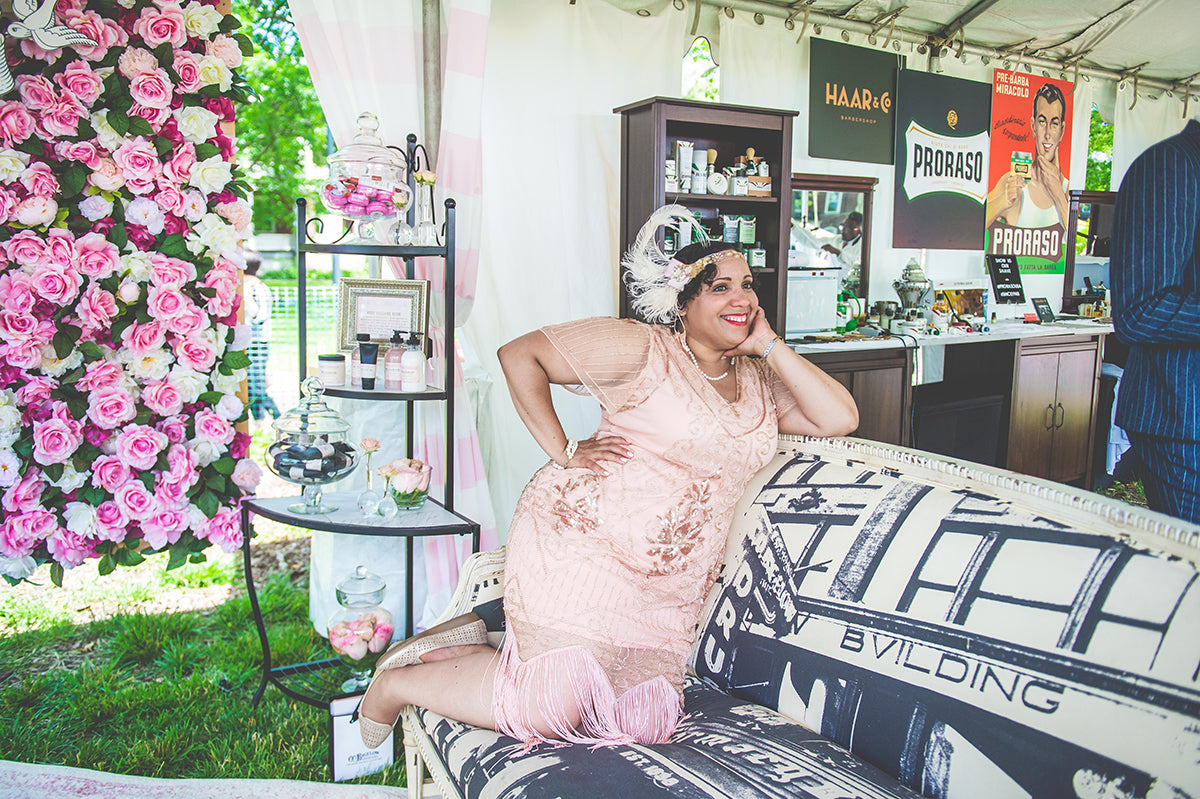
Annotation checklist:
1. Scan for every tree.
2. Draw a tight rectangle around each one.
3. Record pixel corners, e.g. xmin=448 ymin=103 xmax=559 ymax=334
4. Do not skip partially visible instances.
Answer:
xmin=234 ymin=0 xmax=327 ymax=234
xmin=1086 ymin=106 xmax=1113 ymax=192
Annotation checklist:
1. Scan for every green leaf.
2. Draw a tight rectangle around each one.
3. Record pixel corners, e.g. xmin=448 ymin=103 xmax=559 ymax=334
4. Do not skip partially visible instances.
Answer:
xmin=60 ymin=365 xmax=85 ymax=386
xmin=65 ymin=396 xmax=88 ymax=422
xmin=43 ymin=462 xmax=64 ymax=483
xmin=138 ymin=471 xmax=155 ymax=491
xmin=154 ymin=42 xmax=174 ymax=66
xmin=72 ymin=450 xmax=92 ymax=472
xmin=79 ymin=486 xmax=106 ymax=506
xmin=196 ymin=490 xmax=220 ymax=519
xmin=114 ymin=547 xmax=145 ymax=566
xmin=166 ymin=546 xmax=189 ymax=571
xmin=75 ymin=119 xmax=96 ymax=139
xmin=59 ymin=163 xmax=88 ymax=198
xmin=224 ymin=350 xmax=252 ymax=370
xmin=233 ymin=32 xmax=254 ymax=57
xmin=79 ymin=341 xmax=107 ymax=362
xmin=127 ymin=115 xmax=154 ymax=137
xmin=205 ymin=473 xmax=227 ymax=492
xmin=153 ymin=137 xmax=174 ymax=160
xmin=198 ymin=391 xmax=223 ymax=405
xmin=188 ymin=552 xmax=209 ymax=564
xmin=212 ymin=456 xmax=236 ymax=475
xmin=98 ymin=555 xmax=115 ymax=576
xmin=106 ymin=108 xmax=131 ymax=137
xmin=52 ymin=332 xmax=74 ymax=359
xmin=109 ymin=223 xmax=128 ymax=250
xmin=219 ymin=13 xmax=242 ymax=32
xmin=17 ymin=138 xmax=43 ymax=157
xmin=50 ymin=563 xmax=64 ymax=587
xmin=13 ymin=437 xmax=33 ymax=458
xmin=134 ymin=305 xmax=152 ymax=324
xmin=160 ymin=233 xmax=190 ymax=258
xmin=195 ymin=143 xmax=221 ymax=161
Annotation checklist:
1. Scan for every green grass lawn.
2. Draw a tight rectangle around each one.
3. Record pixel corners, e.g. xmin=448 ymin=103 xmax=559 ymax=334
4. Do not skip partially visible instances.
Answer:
xmin=0 ymin=522 xmax=406 ymax=787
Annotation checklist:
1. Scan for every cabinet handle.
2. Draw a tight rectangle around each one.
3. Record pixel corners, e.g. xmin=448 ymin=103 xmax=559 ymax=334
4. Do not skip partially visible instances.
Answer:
xmin=1045 ymin=404 xmax=1056 ymax=430
xmin=1055 ymin=402 xmax=1065 ymax=429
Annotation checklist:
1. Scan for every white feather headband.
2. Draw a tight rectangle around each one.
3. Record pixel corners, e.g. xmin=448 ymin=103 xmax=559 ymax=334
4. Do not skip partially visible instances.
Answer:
xmin=622 ymin=205 xmax=740 ymax=325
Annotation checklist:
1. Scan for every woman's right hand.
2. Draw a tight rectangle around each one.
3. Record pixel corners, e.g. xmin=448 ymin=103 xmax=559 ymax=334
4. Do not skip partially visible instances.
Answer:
xmin=564 ymin=434 xmax=632 ymax=476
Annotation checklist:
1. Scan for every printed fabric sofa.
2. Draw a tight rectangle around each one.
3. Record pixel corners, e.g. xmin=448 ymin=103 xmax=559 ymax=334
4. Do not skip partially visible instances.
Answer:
xmin=399 ymin=435 xmax=1200 ymax=799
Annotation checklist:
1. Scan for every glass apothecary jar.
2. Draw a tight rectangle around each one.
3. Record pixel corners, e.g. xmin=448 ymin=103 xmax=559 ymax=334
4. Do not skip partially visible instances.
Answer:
xmin=265 ymin=377 xmax=359 ymax=514
xmin=327 ymin=565 xmax=393 ymax=691
xmin=319 ymin=112 xmax=412 ymax=242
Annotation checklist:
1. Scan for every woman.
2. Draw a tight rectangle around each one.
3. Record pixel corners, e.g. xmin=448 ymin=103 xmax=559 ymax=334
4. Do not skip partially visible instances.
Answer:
xmin=355 ymin=206 xmax=857 ymax=749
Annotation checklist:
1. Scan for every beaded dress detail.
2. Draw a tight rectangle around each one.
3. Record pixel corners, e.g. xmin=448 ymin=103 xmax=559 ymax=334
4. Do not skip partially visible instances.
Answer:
xmin=493 ymin=318 xmax=797 ymax=747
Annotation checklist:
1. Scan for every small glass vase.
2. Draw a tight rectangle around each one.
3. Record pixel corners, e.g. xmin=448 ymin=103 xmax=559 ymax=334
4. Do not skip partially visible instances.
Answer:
xmin=414 ymin=185 xmax=438 ymax=246
xmin=327 ymin=566 xmax=392 ymax=692
xmin=390 ymin=485 xmax=430 ymax=511
xmin=356 ymin=453 xmax=382 ymax=517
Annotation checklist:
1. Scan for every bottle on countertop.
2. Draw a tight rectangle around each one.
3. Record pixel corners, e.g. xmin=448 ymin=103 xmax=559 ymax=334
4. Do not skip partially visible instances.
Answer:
xmin=350 ymin=347 xmax=361 ymax=388
xmin=384 ymin=330 xmax=405 ymax=390
xmin=400 ymin=333 xmax=426 ymax=392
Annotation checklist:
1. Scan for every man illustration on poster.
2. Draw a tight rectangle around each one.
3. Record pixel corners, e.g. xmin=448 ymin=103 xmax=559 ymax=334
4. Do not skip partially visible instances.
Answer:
xmin=986 ymin=83 xmax=1069 ymax=229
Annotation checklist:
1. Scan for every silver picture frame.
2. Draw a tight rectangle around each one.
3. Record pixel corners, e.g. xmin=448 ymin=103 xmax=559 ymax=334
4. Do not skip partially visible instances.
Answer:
xmin=336 ymin=278 xmax=429 ymax=352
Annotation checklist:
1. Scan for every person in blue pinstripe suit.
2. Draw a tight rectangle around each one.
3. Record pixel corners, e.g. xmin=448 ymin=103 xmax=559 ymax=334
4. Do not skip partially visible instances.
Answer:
xmin=1111 ymin=118 xmax=1200 ymax=524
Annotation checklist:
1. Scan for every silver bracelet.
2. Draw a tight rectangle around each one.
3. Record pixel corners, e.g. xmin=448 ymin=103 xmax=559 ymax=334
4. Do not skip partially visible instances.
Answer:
xmin=761 ymin=336 xmax=782 ymax=359
xmin=551 ymin=439 xmax=578 ymax=470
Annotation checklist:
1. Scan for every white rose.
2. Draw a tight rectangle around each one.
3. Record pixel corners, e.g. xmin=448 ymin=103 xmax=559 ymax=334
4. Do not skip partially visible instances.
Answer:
xmin=0 ymin=555 xmax=36 ymax=581
xmin=79 ymin=194 xmax=114 ymax=222
xmin=191 ymin=440 xmax=222 ymax=467
xmin=231 ymin=458 xmax=261 ymax=492
xmin=170 ymin=367 xmax=208 ymax=404
xmin=215 ymin=393 xmax=243 ymax=421
xmin=0 ymin=403 xmax=20 ymax=434
xmin=196 ymin=55 xmax=232 ymax=92
xmin=0 ymin=149 xmax=31 ymax=183
xmin=174 ymin=106 xmax=219 ymax=145
xmin=40 ymin=348 xmax=83 ymax=377
xmin=122 ymin=251 xmax=154 ymax=282
xmin=185 ymin=503 xmax=208 ymax=533
xmin=90 ymin=110 xmax=123 ymax=152
xmin=50 ymin=463 xmax=89 ymax=493
xmin=118 ymin=279 xmax=141 ymax=304
xmin=15 ymin=196 xmax=57 ymax=226
xmin=211 ymin=368 xmax=245 ymax=395
xmin=194 ymin=213 xmax=238 ymax=256
xmin=121 ymin=347 xmax=173 ymax=382
xmin=63 ymin=502 xmax=99 ymax=536
xmin=0 ymin=449 xmax=20 ymax=487
xmin=229 ymin=323 xmax=251 ymax=351
xmin=183 ymin=1 xmax=224 ymax=37
xmin=189 ymin=156 xmax=233 ymax=196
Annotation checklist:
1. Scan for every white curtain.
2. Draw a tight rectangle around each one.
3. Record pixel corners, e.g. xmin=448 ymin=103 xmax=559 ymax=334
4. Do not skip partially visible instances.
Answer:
xmin=465 ymin=0 xmax=690 ymax=528
xmin=289 ymin=0 xmax=499 ymax=632
xmin=1113 ymin=86 xmax=1192 ymax=190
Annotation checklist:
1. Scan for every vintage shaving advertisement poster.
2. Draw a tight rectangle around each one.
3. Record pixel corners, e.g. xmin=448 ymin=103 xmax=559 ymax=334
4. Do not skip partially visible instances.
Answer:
xmin=986 ymin=69 xmax=1074 ymax=274
xmin=809 ymin=38 xmax=904 ymax=164
xmin=892 ymin=69 xmax=991 ymax=249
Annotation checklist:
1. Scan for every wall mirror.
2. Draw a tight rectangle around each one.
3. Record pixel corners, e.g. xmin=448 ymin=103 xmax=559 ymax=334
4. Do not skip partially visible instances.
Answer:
xmin=789 ymin=174 xmax=877 ymax=302
xmin=1062 ymin=190 xmax=1116 ymax=313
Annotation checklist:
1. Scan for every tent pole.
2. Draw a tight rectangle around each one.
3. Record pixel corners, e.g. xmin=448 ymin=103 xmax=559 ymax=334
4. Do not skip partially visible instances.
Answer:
xmin=423 ymin=0 xmax=442 ymax=167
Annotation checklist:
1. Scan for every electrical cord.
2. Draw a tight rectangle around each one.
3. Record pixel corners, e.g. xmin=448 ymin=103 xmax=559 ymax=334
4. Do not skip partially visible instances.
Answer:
xmin=887 ymin=330 xmax=921 ymax=446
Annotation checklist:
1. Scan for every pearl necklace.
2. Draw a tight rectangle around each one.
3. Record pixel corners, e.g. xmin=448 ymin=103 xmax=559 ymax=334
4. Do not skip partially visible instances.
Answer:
xmin=681 ymin=337 xmax=732 ymax=382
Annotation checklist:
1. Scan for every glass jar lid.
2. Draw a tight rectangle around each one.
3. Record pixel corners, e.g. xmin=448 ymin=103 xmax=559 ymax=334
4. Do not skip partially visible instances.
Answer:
xmin=328 ymin=112 xmax=406 ymax=172
xmin=272 ymin=377 xmax=351 ymax=438
xmin=336 ymin=565 xmax=386 ymax=608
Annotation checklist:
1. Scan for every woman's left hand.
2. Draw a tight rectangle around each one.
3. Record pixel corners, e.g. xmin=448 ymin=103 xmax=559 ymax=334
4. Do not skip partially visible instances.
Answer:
xmin=723 ymin=308 xmax=778 ymax=359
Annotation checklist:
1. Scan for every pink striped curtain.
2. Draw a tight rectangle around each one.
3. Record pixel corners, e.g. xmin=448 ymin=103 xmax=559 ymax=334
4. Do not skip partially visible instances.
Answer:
xmin=290 ymin=0 xmax=498 ymax=627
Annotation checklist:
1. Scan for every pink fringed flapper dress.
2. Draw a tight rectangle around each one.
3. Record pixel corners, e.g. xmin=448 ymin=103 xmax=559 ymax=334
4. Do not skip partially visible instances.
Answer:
xmin=492 ymin=318 xmax=796 ymax=747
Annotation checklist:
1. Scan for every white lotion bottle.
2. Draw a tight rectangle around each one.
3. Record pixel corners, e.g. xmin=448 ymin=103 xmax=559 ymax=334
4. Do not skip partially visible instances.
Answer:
xmin=400 ymin=333 xmax=426 ymax=392
xmin=384 ymin=330 xmax=405 ymax=390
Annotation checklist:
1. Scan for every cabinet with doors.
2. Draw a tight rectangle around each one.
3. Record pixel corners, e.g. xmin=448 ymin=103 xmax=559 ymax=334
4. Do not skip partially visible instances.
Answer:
xmin=614 ymin=97 xmax=795 ymax=332
xmin=240 ymin=178 xmax=479 ymax=709
xmin=1007 ymin=333 xmax=1104 ymax=486
xmin=804 ymin=348 xmax=912 ymax=446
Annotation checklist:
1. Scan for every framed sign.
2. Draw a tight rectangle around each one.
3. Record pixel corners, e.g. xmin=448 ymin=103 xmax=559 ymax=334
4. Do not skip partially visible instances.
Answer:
xmin=337 ymin=278 xmax=429 ymax=352
xmin=1031 ymin=297 xmax=1056 ymax=324
xmin=986 ymin=254 xmax=1026 ymax=303
xmin=328 ymin=693 xmax=392 ymax=781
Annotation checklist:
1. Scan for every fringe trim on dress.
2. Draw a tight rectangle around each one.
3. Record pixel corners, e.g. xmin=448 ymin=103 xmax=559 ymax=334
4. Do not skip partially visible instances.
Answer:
xmin=491 ymin=633 xmax=682 ymax=749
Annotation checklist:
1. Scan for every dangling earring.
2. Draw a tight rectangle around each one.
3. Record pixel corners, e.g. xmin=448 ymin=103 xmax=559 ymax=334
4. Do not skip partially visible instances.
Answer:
xmin=673 ymin=315 xmax=685 ymax=334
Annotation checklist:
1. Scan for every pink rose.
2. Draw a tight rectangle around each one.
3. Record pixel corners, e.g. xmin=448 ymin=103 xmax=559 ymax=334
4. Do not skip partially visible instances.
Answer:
xmin=53 ymin=139 xmax=102 ymax=170
xmin=142 ymin=509 xmax=187 ymax=549
xmin=76 ymin=359 xmax=124 ymax=392
xmin=207 ymin=35 xmax=243 ymax=69
xmin=76 ymin=284 xmax=117 ymax=332
xmin=4 ymin=339 xmax=43 ymax=370
xmin=33 ymin=414 xmax=84 ymax=466
xmin=1 ymin=510 xmax=56 ymax=559
xmin=0 ymin=310 xmax=42 ymax=345
xmin=157 ymin=415 xmax=187 ymax=444
xmin=231 ymin=458 xmax=262 ymax=492
xmin=114 ymin=424 xmax=168 ymax=471
xmin=130 ymin=102 xmax=170 ymax=131
xmin=154 ymin=185 xmax=186 ymax=216
xmin=15 ymin=197 xmax=57 ymax=227
xmin=112 ymin=137 xmax=161 ymax=192
xmin=14 ymin=376 xmax=55 ymax=405
xmin=91 ymin=454 xmax=132 ymax=493
xmin=162 ymin=142 xmax=196 ymax=185
xmin=37 ymin=93 xmax=85 ymax=138
xmin=87 ymin=386 xmax=137 ymax=430
xmin=174 ymin=335 xmax=217 ymax=371
xmin=125 ymin=223 xmax=157 ymax=250
xmin=20 ymin=162 xmax=59 ymax=197
xmin=46 ymin=229 xmax=77 ymax=268
xmin=166 ymin=303 xmax=207 ymax=337
xmin=117 ymin=47 xmax=158 ymax=79
xmin=122 ymin=321 xmax=166 ymax=354
xmin=149 ymin=253 xmax=196 ymax=286
xmin=147 ymin=285 xmax=190 ymax=319
xmin=4 ymin=231 xmax=47 ymax=266
xmin=0 ymin=101 xmax=35 ymax=147
xmin=89 ymin=158 xmax=126 ymax=192
xmin=93 ymin=500 xmax=129 ymax=542
xmin=65 ymin=9 xmax=128 ymax=61
xmin=0 ymin=272 xmax=35 ymax=314
xmin=55 ymin=61 xmax=104 ymax=107
xmin=198 ymin=507 xmax=242 ymax=553
xmin=173 ymin=51 xmax=202 ymax=93
xmin=193 ymin=409 xmax=235 ymax=446
xmin=31 ymin=263 xmax=81 ymax=306
xmin=165 ymin=444 xmax=198 ymax=489
xmin=75 ymin=232 xmax=121 ymax=279
xmin=133 ymin=4 xmax=187 ymax=47
xmin=230 ymin=431 xmax=251 ymax=459
xmin=2 ymin=473 xmax=45 ymax=515
xmin=142 ymin=381 xmax=184 ymax=416
xmin=216 ymin=200 xmax=251 ymax=235
xmin=204 ymin=96 xmax=235 ymax=122
xmin=47 ymin=526 xmax=96 ymax=568
xmin=114 ymin=480 xmax=157 ymax=521
xmin=130 ymin=68 xmax=174 ymax=110
xmin=0 ymin=188 xmax=17 ymax=224
xmin=16 ymin=75 xmax=57 ymax=111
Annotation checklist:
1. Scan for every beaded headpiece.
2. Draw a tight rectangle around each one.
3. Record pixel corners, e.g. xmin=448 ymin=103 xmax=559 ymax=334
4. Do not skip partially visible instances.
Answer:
xmin=622 ymin=205 xmax=742 ymax=324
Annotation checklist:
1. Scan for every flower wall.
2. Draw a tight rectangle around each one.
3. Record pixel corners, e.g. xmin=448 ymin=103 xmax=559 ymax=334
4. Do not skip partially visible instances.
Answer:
xmin=0 ymin=0 xmax=259 ymax=583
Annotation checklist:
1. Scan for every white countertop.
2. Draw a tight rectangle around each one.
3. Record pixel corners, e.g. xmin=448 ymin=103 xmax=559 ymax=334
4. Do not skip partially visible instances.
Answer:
xmin=787 ymin=319 xmax=1113 ymax=355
